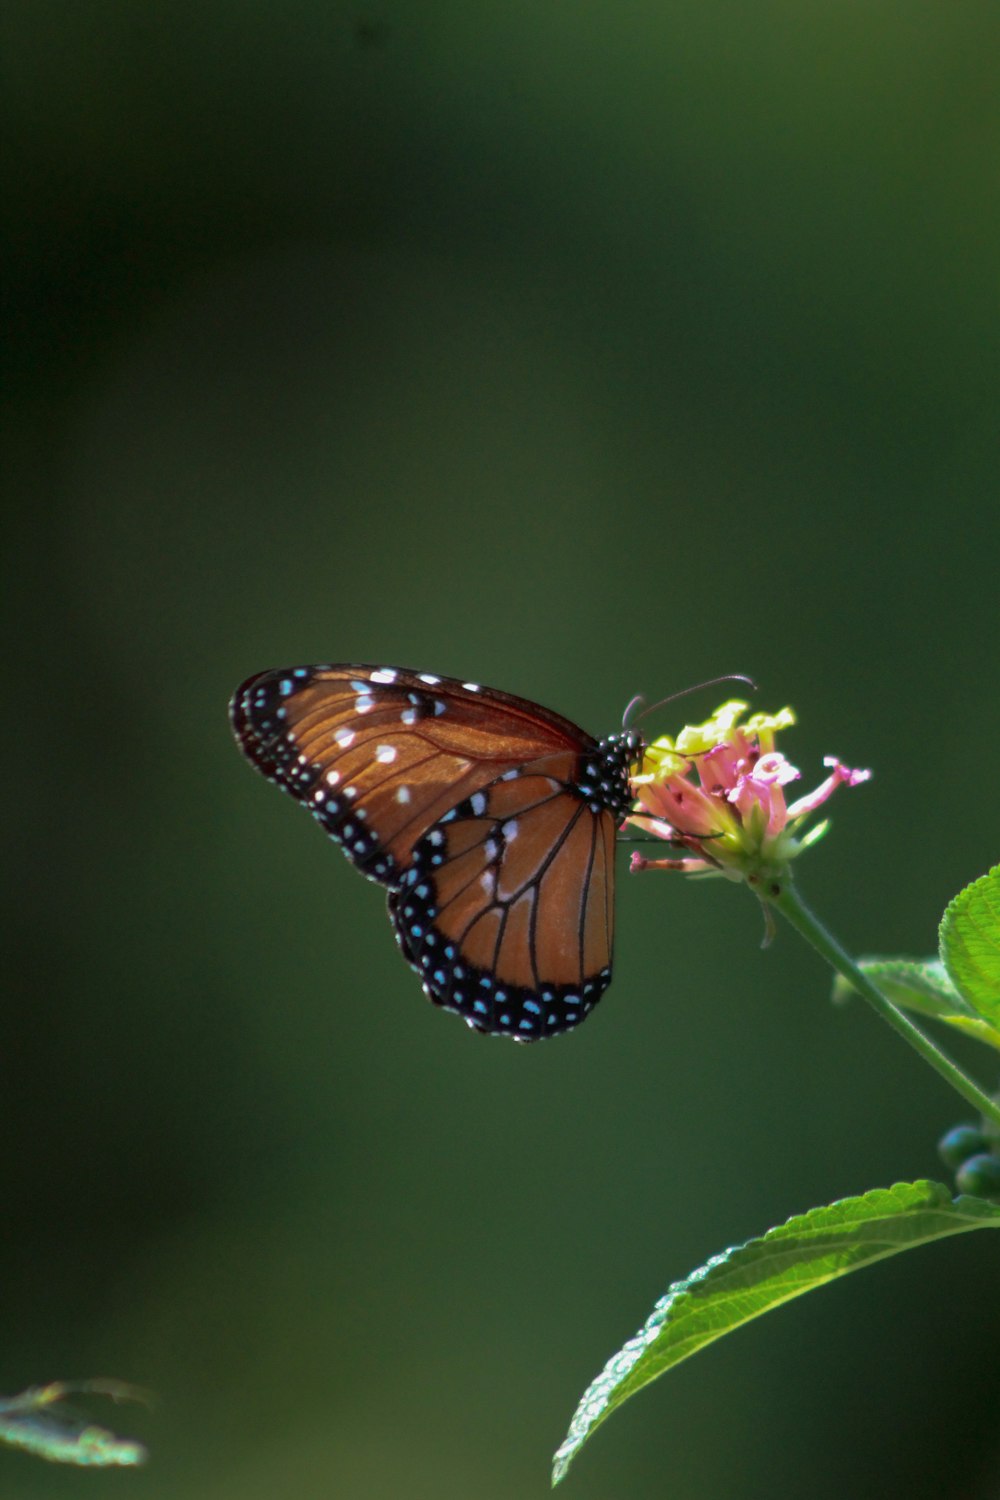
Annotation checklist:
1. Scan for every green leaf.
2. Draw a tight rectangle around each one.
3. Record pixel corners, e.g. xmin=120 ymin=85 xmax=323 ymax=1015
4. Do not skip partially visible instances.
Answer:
xmin=0 ymin=1381 xmax=148 ymax=1467
xmin=832 ymin=957 xmax=1000 ymax=1053
xmin=552 ymin=1182 xmax=1000 ymax=1486
xmin=940 ymin=864 xmax=1000 ymax=1029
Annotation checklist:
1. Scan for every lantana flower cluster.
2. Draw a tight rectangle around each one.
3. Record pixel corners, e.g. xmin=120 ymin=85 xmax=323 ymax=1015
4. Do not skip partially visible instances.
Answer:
xmin=629 ymin=701 xmax=870 ymax=888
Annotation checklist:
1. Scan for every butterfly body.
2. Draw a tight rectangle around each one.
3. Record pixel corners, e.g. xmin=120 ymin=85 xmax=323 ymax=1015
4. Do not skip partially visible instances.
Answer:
xmin=230 ymin=664 xmax=642 ymax=1040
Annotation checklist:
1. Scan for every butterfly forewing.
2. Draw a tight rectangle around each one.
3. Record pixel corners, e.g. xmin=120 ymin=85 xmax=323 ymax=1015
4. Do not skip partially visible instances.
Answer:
xmin=231 ymin=664 xmax=591 ymax=887
xmin=230 ymin=663 xmax=641 ymax=1040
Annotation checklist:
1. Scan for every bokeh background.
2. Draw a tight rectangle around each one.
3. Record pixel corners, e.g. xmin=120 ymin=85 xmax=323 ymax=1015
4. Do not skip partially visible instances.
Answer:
xmin=5 ymin=5 xmax=1000 ymax=1497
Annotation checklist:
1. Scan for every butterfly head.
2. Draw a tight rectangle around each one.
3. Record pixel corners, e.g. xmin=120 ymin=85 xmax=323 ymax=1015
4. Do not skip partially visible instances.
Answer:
xmin=587 ymin=727 xmax=644 ymax=823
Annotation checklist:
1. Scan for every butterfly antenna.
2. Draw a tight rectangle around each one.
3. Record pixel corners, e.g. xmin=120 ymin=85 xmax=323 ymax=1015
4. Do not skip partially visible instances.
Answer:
xmin=624 ymin=673 xmax=757 ymax=730
xmin=622 ymin=693 xmax=647 ymax=728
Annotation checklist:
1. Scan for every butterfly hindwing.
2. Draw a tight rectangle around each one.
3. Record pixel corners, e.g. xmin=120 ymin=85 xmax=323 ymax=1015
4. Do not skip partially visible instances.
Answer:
xmin=387 ymin=765 xmax=619 ymax=1040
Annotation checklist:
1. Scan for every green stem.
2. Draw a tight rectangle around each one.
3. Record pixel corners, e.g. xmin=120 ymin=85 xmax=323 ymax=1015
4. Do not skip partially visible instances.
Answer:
xmin=767 ymin=877 xmax=1000 ymax=1132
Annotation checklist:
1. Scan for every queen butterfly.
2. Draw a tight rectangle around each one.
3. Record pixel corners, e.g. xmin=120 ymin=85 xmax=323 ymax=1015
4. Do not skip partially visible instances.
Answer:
xmin=230 ymin=665 xmax=644 ymax=1041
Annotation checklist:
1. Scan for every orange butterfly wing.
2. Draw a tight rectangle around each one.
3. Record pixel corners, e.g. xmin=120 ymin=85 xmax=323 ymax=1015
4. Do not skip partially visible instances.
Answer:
xmin=388 ymin=769 xmax=620 ymax=1037
xmin=231 ymin=664 xmax=640 ymax=1039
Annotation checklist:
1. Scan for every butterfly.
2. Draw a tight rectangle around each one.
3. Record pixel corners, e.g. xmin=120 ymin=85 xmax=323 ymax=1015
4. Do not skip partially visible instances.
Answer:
xmin=230 ymin=665 xmax=644 ymax=1041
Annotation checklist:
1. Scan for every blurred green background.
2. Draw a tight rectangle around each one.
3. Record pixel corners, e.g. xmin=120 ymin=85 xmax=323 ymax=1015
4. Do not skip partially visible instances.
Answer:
xmin=5 ymin=4 xmax=1000 ymax=1497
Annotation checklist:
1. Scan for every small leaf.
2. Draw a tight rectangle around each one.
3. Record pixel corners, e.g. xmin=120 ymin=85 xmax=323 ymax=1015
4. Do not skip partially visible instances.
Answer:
xmin=0 ymin=1381 xmax=148 ymax=1467
xmin=832 ymin=957 xmax=1000 ymax=1053
xmin=552 ymin=1182 xmax=1000 ymax=1485
xmin=940 ymin=865 xmax=1000 ymax=1029
xmin=832 ymin=956 xmax=967 ymax=1011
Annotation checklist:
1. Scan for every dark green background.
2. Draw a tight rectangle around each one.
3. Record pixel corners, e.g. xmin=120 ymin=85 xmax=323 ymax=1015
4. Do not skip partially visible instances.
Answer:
xmin=5 ymin=5 xmax=1000 ymax=1497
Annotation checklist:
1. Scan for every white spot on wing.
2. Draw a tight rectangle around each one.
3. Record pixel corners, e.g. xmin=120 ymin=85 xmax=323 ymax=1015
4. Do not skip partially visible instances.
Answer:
xmin=502 ymin=819 xmax=519 ymax=841
xmin=356 ymin=696 xmax=374 ymax=713
xmin=401 ymin=708 xmax=417 ymax=725
xmin=334 ymin=727 xmax=355 ymax=748
xmin=370 ymin=668 xmax=397 ymax=684
xmin=418 ymin=673 xmax=441 ymax=685
xmin=375 ymin=744 xmax=397 ymax=763
xmin=462 ymin=682 xmax=481 ymax=692
xmin=396 ymin=786 xmax=411 ymax=804
xmin=470 ymin=791 xmax=487 ymax=816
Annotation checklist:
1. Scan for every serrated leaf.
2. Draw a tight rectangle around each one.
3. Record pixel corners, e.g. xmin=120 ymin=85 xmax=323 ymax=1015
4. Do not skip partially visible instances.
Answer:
xmin=831 ymin=957 xmax=1000 ymax=1053
xmin=940 ymin=865 xmax=1000 ymax=1029
xmin=0 ymin=1381 xmax=148 ymax=1467
xmin=552 ymin=1182 xmax=1000 ymax=1485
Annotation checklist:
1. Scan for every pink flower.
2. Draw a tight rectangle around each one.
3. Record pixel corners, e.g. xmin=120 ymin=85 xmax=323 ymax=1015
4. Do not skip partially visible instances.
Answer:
xmin=629 ymin=701 xmax=870 ymax=887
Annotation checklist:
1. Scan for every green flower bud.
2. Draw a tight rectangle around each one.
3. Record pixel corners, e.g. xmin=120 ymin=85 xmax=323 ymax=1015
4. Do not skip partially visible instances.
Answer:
xmin=937 ymin=1124 xmax=989 ymax=1170
xmin=955 ymin=1152 xmax=1000 ymax=1201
